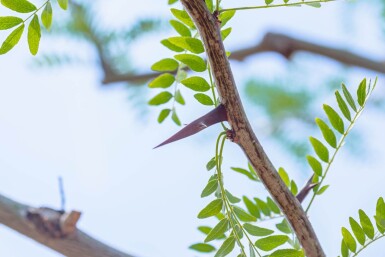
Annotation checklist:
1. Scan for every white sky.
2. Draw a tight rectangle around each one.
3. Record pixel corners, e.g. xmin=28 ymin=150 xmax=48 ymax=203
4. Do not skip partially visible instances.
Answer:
xmin=0 ymin=0 xmax=385 ymax=257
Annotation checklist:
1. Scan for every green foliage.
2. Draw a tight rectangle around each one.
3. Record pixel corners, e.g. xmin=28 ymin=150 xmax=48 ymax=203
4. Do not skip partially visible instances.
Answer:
xmin=0 ymin=0 xmax=67 ymax=55
xmin=339 ymin=198 xmax=385 ymax=257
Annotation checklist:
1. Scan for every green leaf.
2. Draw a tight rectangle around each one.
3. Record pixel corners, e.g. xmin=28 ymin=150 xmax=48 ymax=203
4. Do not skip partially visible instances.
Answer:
xmin=349 ymin=217 xmax=366 ymax=246
xmin=359 ymin=209 xmax=375 ymax=239
xmin=233 ymin=206 xmax=257 ymax=222
xmin=181 ymin=76 xmax=210 ymax=92
xmin=148 ymin=73 xmax=175 ymax=88
xmin=221 ymin=27 xmax=232 ymax=41
xmin=249 ymin=243 xmax=256 ymax=257
xmin=205 ymin=218 xmax=229 ymax=242
xmin=243 ymin=196 xmax=260 ymax=219
xmin=151 ymin=58 xmax=179 ymax=72
xmin=278 ymin=167 xmax=290 ymax=187
xmin=341 ymin=227 xmax=357 ymax=252
xmin=323 ymin=104 xmax=344 ymax=134
xmin=231 ymin=167 xmax=256 ymax=181
xmin=219 ymin=10 xmax=236 ymax=27
xmin=198 ymin=199 xmax=223 ymax=219
xmin=198 ymin=226 xmax=212 ymax=235
xmin=335 ymin=91 xmax=351 ymax=121
xmin=309 ymin=137 xmax=329 ymax=163
xmin=306 ymin=2 xmax=321 ymax=7
xmin=276 ymin=219 xmax=292 ymax=234
xmin=171 ymin=109 xmax=181 ymax=126
xmin=376 ymin=197 xmax=385 ymax=231
xmin=189 ymin=243 xmax=215 ymax=253
xmin=0 ymin=24 xmax=24 ymax=55
xmin=174 ymin=54 xmax=206 ymax=72
xmin=255 ymin=235 xmax=289 ymax=251
xmin=225 ymin=190 xmax=241 ymax=203
xmin=315 ymin=118 xmax=337 ymax=148
xmin=194 ymin=93 xmax=214 ymax=106
xmin=255 ymin=198 xmax=271 ymax=216
xmin=341 ymin=240 xmax=349 ymax=257
xmin=157 ymin=109 xmax=171 ymax=123
xmin=307 ymin=155 xmax=323 ymax=176
xmin=174 ymin=90 xmax=185 ymax=105
xmin=170 ymin=8 xmax=195 ymax=28
xmin=290 ymin=180 xmax=298 ymax=195
xmin=265 ymin=0 xmax=274 ymax=5
xmin=169 ymin=19 xmax=191 ymax=37
xmin=41 ymin=2 xmax=53 ymax=30
xmin=148 ymin=92 xmax=173 ymax=106
xmin=27 ymin=14 xmax=41 ymax=56
xmin=1 ymin=0 xmax=36 ymax=13
xmin=243 ymin=223 xmax=273 ymax=237
xmin=214 ymin=236 xmax=235 ymax=257
xmin=206 ymin=157 xmax=216 ymax=171
xmin=342 ymin=83 xmax=357 ymax=112
xmin=0 ymin=16 xmax=23 ymax=30
xmin=270 ymin=249 xmax=304 ymax=257
xmin=168 ymin=37 xmax=204 ymax=54
xmin=201 ymin=179 xmax=218 ymax=198
xmin=357 ymin=78 xmax=367 ymax=107
xmin=161 ymin=39 xmax=184 ymax=52
xmin=266 ymin=197 xmax=280 ymax=214
xmin=168 ymin=0 xmax=178 ymax=4
xmin=316 ymin=185 xmax=329 ymax=195
xmin=205 ymin=0 xmax=214 ymax=12
xmin=57 ymin=0 xmax=68 ymax=10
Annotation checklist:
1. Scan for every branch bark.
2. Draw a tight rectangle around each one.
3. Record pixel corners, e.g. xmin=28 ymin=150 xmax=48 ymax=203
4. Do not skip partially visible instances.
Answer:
xmin=102 ymin=32 xmax=385 ymax=85
xmin=0 ymin=193 xmax=136 ymax=257
xmin=180 ymin=1 xmax=325 ymax=257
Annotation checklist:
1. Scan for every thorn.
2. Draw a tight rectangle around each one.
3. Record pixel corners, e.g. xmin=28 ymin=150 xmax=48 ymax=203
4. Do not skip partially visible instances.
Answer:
xmin=154 ymin=104 xmax=228 ymax=149
xmin=296 ymin=175 xmax=318 ymax=203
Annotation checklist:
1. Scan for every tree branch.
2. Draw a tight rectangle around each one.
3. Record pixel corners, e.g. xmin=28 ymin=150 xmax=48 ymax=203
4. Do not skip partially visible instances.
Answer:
xmin=180 ymin=1 xmax=325 ymax=257
xmin=0 ymin=193 xmax=136 ymax=257
xmin=101 ymin=32 xmax=385 ymax=85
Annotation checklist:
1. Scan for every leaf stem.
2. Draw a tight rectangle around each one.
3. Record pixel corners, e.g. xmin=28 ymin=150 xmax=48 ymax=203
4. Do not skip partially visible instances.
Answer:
xmin=352 ymin=233 xmax=385 ymax=257
xmin=305 ymin=80 xmax=377 ymax=213
xmin=219 ymin=0 xmax=336 ymax=13
xmin=23 ymin=0 xmax=50 ymax=23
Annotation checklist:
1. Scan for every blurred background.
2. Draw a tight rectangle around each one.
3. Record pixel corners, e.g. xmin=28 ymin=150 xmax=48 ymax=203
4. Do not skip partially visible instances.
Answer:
xmin=0 ymin=0 xmax=385 ymax=256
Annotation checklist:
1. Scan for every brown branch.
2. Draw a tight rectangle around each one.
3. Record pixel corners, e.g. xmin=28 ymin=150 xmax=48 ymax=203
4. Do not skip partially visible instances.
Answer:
xmin=0 ymin=193 xmax=136 ymax=257
xmin=101 ymin=32 xmax=385 ymax=85
xmin=180 ymin=1 xmax=325 ymax=257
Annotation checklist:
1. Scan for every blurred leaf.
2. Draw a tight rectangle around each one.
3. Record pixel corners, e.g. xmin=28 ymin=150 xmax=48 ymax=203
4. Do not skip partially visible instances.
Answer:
xmin=214 ymin=236 xmax=235 ymax=257
xmin=158 ymin=109 xmax=171 ymax=123
xmin=174 ymin=90 xmax=185 ymax=105
xmin=174 ymin=53 xmax=206 ymax=72
xmin=243 ymin=196 xmax=260 ymax=219
xmin=270 ymin=249 xmax=304 ymax=257
xmin=219 ymin=10 xmax=236 ymax=27
xmin=233 ymin=206 xmax=257 ymax=222
xmin=148 ymin=73 xmax=175 ymax=88
xmin=243 ymin=223 xmax=274 ymax=236
xmin=189 ymin=243 xmax=215 ymax=253
xmin=255 ymin=235 xmax=289 ymax=251
xmin=0 ymin=16 xmax=23 ymax=30
xmin=151 ymin=58 xmax=179 ymax=72
xmin=357 ymin=78 xmax=367 ymax=106
xmin=41 ymin=2 xmax=53 ymax=30
xmin=28 ymin=14 xmax=41 ymax=56
xmin=0 ymin=24 xmax=24 ymax=55
xmin=57 ymin=0 xmax=68 ymax=10
xmin=148 ymin=92 xmax=173 ymax=105
xmin=342 ymin=83 xmax=357 ymax=112
xmin=198 ymin=199 xmax=223 ymax=219
xmin=1 ymin=0 xmax=36 ymax=13
xmin=168 ymin=37 xmax=204 ymax=54
xmin=170 ymin=8 xmax=195 ymax=28
xmin=170 ymin=19 xmax=191 ymax=37
xmin=181 ymin=76 xmax=210 ymax=92
xmin=335 ymin=91 xmax=351 ymax=121
xmin=205 ymin=218 xmax=229 ymax=242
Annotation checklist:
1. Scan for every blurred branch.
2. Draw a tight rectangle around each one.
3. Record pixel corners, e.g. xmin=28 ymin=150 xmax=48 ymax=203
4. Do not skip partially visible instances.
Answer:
xmin=101 ymin=32 xmax=385 ymax=85
xmin=0 ymin=193 xmax=136 ymax=257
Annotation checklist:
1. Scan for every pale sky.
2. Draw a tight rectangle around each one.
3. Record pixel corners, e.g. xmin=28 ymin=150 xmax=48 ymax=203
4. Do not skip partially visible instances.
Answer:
xmin=0 ymin=0 xmax=384 ymax=257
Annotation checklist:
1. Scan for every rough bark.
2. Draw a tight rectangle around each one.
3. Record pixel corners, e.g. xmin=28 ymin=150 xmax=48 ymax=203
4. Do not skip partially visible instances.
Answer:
xmin=0 ymin=194 xmax=135 ymax=257
xmin=180 ymin=1 xmax=325 ymax=257
xmin=101 ymin=32 xmax=384 ymax=85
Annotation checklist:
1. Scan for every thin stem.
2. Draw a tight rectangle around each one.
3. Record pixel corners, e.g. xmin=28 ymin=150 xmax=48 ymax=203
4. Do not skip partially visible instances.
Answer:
xmin=352 ymin=234 xmax=385 ymax=257
xmin=23 ymin=0 xmax=50 ymax=23
xmin=220 ymin=0 xmax=336 ymax=13
xmin=216 ymin=135 xmax=247 ymax=257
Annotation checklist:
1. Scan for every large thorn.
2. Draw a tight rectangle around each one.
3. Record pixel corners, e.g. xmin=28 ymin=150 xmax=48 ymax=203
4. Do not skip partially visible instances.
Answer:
xmin=296 ymin=175 xmax=318 ymax=203
xmin=154 ymin=104 xmax=228 ymax=148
